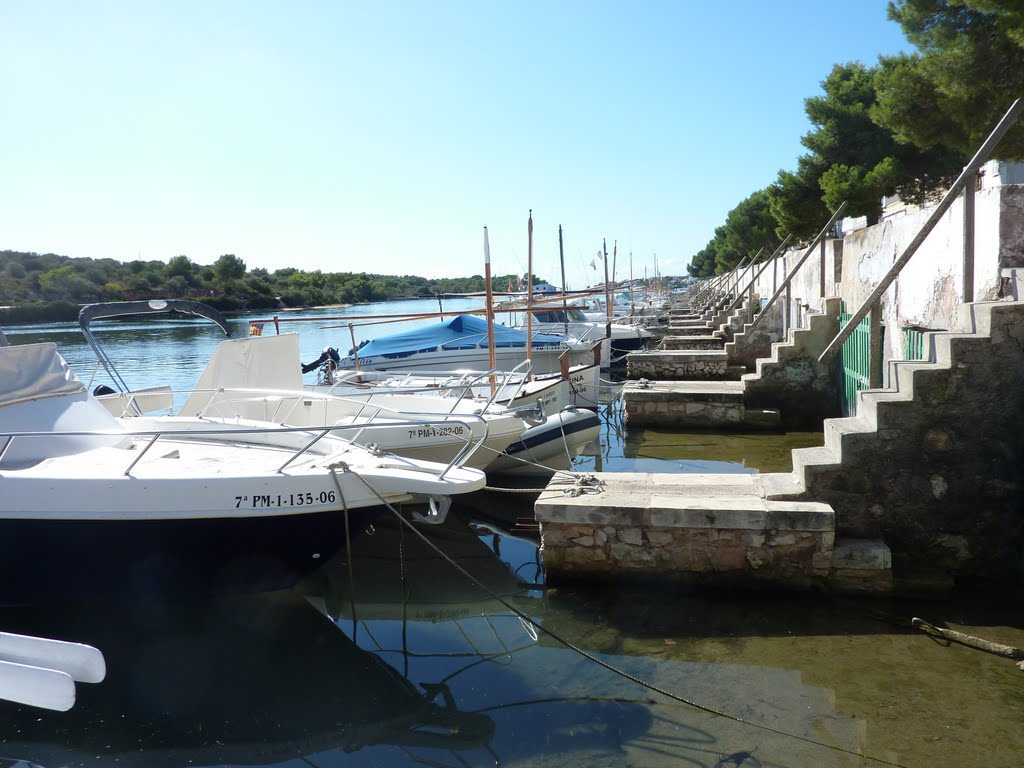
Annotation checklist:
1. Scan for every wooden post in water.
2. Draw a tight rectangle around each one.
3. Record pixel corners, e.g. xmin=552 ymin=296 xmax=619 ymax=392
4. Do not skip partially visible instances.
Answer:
xmin=963 ymin=172 xmax=976 ymax=303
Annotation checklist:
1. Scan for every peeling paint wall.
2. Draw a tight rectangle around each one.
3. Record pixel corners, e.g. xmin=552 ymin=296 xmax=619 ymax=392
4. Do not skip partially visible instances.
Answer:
xmin=747 ymin=176 xmax=1022 ymax=367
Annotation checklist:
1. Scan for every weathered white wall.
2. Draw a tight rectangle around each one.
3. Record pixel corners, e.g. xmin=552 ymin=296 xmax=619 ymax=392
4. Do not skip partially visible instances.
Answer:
xmin=744 ymin=175 xmax=1020 ymax=364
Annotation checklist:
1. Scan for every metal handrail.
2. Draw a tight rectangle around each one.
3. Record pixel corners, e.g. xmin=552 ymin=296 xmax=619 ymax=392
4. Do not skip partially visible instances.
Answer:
xmin=326 ymin=363 xmax=532 ymax=408
xmin=724 ymin=235 xmax=794 ymax=315
xmin=1 ymin=416 xmax=484 ymax=482
xmin=818 ymin=97 xmax=1024 ymax=363
xmin=747 ymin=201 xmax=849 ymax=332
xmin=731 ymin=247 xmax=764 ymax=296
xmin=0 ymin=422 xmax=340 ymax=476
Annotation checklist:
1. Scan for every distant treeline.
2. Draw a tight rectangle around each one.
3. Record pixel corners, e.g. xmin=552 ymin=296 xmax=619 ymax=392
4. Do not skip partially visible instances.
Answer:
xmin=0 ymin=250 xmax=545 ymax=324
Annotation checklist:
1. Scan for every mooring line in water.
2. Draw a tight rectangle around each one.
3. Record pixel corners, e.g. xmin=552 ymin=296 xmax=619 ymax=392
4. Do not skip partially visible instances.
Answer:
xmin=335 ymin=467 xmax=917 ymax=768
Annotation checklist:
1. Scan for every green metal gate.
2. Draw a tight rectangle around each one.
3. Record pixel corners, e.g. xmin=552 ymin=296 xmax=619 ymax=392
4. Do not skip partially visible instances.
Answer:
xmin=839 ymin=303 xmax=883 ymax=417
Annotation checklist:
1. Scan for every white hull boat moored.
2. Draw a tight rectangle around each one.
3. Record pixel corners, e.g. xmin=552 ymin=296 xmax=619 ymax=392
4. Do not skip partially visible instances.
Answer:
xmin=0 ymin=343 xmax=486 ymax=605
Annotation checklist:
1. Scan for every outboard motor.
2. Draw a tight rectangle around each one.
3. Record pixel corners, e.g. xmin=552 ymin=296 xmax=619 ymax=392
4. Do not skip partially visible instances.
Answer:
xmin=301 ymin=347 xmax=341 ymax=374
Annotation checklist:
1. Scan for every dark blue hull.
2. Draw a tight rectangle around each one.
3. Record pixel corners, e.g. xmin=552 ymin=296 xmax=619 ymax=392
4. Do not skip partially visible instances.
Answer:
xmin=0 ymin=507 xmax=382 ymax=606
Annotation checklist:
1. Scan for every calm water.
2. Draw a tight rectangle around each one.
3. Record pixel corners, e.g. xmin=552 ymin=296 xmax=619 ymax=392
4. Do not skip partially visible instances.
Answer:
xmin=2 ymin=299 xmax=1022 ymax=767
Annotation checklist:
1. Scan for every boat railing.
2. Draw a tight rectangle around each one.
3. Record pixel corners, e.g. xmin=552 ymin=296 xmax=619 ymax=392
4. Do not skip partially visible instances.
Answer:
xmin=325 ymin=363 xmax=534 ymax=410
xmin=0 ymin=418 xmax=480 ymax=481
xmin=180 ymin=387 xmax=496 ymax=476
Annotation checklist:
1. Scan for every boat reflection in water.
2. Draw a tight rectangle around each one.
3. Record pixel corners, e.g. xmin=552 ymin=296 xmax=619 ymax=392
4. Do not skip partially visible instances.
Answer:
xmin=0 ymin=510 xmax=872 ymax=767
xmin=0 ymin=592 xmax=496 ymax=766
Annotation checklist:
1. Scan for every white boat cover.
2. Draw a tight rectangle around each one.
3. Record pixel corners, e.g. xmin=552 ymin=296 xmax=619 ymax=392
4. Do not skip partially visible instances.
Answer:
xmin=0 ymin=343 xmax=128 ymax=466
xmin=178 ymin=334 xmax=305 ymax=417
xmin=0 ymin=343 xmax=84 ymax=408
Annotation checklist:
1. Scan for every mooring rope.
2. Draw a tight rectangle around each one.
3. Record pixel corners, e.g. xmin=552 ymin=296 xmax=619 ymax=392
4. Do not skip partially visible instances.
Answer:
xmin=334 ymin=466 xmax=914 ymax=768
xmin=327 ymin=462 xmax=358 ymax=642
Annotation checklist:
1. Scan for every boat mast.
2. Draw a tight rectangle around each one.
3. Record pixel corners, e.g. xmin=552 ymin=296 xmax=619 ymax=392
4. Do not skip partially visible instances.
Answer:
xmin=603 ymin=239 xmax=612 ymax=340
xmin=558 ymin=224 xmax=568 ymax=337
xmin=483 ymin=227 xmax=497 ymax=372
xmin=629 ymin=250 xmax=635 ymax=320
xmin=526 ymin=210 xmax=534 ymax=371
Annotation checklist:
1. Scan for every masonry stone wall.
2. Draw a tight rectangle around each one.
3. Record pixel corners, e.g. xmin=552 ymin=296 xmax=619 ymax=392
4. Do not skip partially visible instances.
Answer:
xmin=743 ymin=301 xmax=843 ymax=429
xmin=800 ymin=301 xmax=1024 ymax=579
xmin=627 ymin=354 xmax=728 ymax=380
xmin=541 ymin=523 xmax=833 ymax=587
xmin=624 ymin=398 xmax=743 ymax=427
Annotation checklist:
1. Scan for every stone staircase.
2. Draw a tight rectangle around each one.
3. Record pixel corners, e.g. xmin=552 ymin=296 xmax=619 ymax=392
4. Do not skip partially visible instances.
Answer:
xmin=623 ymin=297 xmax=840 ymax=429
xmin=759 ymin=276 xmax=1024 ymax=583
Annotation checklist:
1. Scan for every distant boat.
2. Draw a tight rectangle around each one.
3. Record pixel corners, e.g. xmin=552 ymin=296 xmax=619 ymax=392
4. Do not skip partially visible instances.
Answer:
xmin=502 ymin=303 xmax=653 ymax=364
xmin=336 ymin=313 xmax=594 ymax=375
xmin=0 ymin=342 xmax=486 ymax=605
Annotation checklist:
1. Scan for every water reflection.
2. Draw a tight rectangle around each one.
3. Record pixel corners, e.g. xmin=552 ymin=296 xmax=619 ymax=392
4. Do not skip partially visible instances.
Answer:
xmin=1 ymin=510 xmax=1022 ymax=766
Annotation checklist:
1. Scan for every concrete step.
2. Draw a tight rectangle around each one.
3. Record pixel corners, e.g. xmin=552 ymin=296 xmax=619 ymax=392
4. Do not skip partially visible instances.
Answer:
xmin=535 ymin=472 xmax=845 ymax=589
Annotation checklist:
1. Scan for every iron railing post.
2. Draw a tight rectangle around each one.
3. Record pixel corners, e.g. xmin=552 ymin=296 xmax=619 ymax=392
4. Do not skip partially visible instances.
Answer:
xmin=869 ymin=301 xmax=882 ymax=389
xmin=963 ymin=172 xmax=976 ymax=304
xmin=748 ymin=202 xmax=848 ymax=333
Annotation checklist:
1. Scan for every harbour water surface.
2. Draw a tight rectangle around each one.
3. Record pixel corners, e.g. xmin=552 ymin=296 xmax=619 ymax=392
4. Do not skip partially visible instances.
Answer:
xmin=2 ymin=299 xmax=1022 ymax=767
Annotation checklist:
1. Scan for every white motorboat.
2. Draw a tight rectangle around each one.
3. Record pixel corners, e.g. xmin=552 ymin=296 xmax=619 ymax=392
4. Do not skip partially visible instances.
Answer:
xmin=175 ymin=334 xmax=598 ymax=476
xmin=169 ymin=333 xmax=530 ymax=472
xmin=82 ymin=301 xmax=600 ymax=477
xmin=318 ymin=357 xmax=603 ymax=411
xmin=482 ymin=405 xmax=601 ymax=476
xmin=0 ymin=342 xmax=486 ymax=604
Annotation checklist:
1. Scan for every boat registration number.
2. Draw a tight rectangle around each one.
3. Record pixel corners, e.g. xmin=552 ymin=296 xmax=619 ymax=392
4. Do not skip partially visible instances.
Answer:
xmin=407 ymin=425 xmax=466 ymax=439
xmin=235 ymin=491 xmax=337 ymax=509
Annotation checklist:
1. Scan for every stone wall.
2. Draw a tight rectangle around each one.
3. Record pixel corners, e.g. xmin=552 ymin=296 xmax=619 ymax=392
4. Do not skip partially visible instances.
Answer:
xmin=541 ymin=522 xmax=833 ymax=587
xmin=662 ymin=336 xmax=722 ymax=350
xmin=626 ymin=351 xmax=728 ymax=379
xmin=797 ymin=300 xmax=1024 ymax=580
xmin=624 ymin=397 xmax=743 ymax=428
xmin=742 ymin=299 xmax=843 ymax=429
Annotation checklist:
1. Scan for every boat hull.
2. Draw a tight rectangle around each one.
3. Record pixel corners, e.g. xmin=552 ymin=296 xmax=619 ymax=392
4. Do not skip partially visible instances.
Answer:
xmin=0 ymin=507 xmax=381 ymax=605
xmin=486 ymin=407 xmax=601 ymax=476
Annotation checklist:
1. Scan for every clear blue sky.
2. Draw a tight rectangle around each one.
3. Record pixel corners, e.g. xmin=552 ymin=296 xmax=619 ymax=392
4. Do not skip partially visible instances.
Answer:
xmin=1 ymin=1 xmax=911 ymax=290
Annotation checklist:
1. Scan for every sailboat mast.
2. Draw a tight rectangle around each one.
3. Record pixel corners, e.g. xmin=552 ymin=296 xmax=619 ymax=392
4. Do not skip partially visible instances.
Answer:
xmin=603 ymin=239 xmax=612 ymax=340
xmin=526 ymin=210 xmax=534 ymax=369
xmin=558 ymin=224 xmax=568 ymax=337
xmin=622 ymin=250 xmax=630 ymax=319
xmin=483 ymin=227 xmax=496 ymax=372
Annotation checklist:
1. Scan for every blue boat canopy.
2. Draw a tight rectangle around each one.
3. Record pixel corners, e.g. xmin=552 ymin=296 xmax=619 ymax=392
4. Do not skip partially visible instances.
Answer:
xmin=347 ymin=314 xmax=568 ymax=359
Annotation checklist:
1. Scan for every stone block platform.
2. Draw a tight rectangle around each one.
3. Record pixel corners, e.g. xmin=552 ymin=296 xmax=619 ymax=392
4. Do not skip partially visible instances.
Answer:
xmin=626 ymin=349 xmax=735 ymax=380
xmin=622 ymin=380 xmax=781 ymax=429
xmin=535 ymin=473 xmax=892 ymax=592
xmin=661 ymin=335 xmax=724 ymax=350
